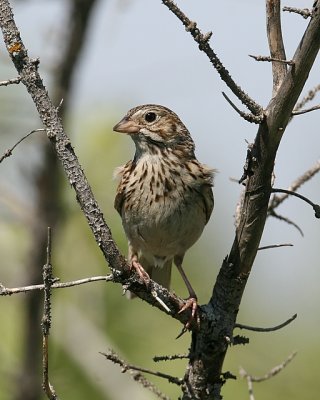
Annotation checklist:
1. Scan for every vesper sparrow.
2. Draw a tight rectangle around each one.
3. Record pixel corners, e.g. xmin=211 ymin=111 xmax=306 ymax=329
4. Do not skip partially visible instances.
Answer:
xmin=113 ymin=104 xmax=215 ymax=321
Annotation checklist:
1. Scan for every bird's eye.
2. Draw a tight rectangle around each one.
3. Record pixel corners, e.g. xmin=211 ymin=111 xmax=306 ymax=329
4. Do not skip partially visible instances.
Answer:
xmin=145 ymin=112 xmax=157 ymax=123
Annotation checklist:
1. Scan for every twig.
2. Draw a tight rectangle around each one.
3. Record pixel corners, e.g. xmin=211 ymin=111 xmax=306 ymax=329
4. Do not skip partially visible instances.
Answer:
xmin=0 ymin=76 xmax=21 ymax=86
xmin=292 ymin=104 xmax=320 ymax=115
xmin=268 ymin=210 xmax=304 ymax=236
xmin=162 ymin=0 xmax=263 ymax=117
xmin=222 ymin=92 xmax=264 ymax=123
xmin=101 ymin=350 xmax=183 ymax=386
xmin=0 ymin=128 xmax=45 ymax=163
xmin=240 ymin=352 xmax=297 ymax=383
xmin=294 ymin=84 xmax=320 ymax=111
xmin=266 ymin=0 xmax=287 ymax=96
xmin=233 ymin=335 xmax=250 ymax=346
xmin=42 ymin=227 xmax=59 ymax=399
xmin=249 ymin=54 xmax=293 ymax=65
xmin=101 ymin=350 xmax=180 ymax=400
xmin=242 ymin=371 xmax=255 ymax=400
xmin=151 ymin=290 xmax=171 ymax=313
xmin=235 ymin=314 xmax=297 ymax=332
xmin=0 ymin=275 xmax=113 ymax=296
xmin=271 ymin=188 xmax=320 ymax=218
xmin=153 ymin=353 xmax=188 ymax=362
xmin=283 ymin=6 xmax=312 ymax=19
xmin=269 ymin=161 xmax=320 ymax=210
xmin=258 ymin=243 xmax=293 ymax=250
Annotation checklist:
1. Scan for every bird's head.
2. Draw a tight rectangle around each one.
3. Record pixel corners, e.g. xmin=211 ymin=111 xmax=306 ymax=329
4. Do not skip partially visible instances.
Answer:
xmin=113 ymin=104 xmax=195 ymax=156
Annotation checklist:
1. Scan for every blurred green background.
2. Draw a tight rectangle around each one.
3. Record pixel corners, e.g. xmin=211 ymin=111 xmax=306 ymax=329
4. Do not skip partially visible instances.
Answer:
xmin=0 ymin=1 xmax=319 ymax=399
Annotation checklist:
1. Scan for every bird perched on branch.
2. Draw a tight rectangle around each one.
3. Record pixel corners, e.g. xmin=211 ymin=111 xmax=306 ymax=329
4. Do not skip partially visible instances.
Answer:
xmin=113 ymin=104 xmax=215 ymax=324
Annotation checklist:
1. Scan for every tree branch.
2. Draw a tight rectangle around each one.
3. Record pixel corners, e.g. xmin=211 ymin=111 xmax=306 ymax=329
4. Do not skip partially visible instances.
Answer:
xmin=269 ymin=160 xmax=320 ymax=209
xmin=0 ymin=128 xmax=45 ymax=163
xmin=283 ymin=6 xmax=312 ymax=18
xmin=266 ymin=0 xmax=287 ymax=96
xmin=235 ymin=313 xmax=297 ymax=332
xmin=0 ymin=275 xmax=113 ymax=296
xmin=161 ymin=0 xmax=263 ymax=117
xmin=0 ymin=75 xmax=20 ymax=86
xmin=294 ymin=84 xmax=320 ymax=111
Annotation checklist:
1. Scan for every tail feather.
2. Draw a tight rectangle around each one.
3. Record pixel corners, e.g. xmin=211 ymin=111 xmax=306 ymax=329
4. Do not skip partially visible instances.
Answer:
xmin=126 ymin=258 xmax=172 ymax=299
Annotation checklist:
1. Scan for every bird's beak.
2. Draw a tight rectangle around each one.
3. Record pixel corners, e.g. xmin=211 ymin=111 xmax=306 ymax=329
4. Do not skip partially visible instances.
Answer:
xmin=113 ymin=117 xmax=140 ymax=134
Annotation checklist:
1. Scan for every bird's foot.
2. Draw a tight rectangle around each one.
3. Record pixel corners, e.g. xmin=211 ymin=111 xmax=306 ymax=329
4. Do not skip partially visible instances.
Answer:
xmin=130 ymin=259 xmax=150 ymax=286
xmin=178 ymin=296 xmax=200 ymax=331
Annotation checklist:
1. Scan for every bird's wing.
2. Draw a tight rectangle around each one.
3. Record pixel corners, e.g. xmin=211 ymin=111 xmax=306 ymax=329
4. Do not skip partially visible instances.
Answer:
xmin=200 ymin=184 xmax=214 ymax=224
xmin=113 ymin=161 xmax=132 ymax=215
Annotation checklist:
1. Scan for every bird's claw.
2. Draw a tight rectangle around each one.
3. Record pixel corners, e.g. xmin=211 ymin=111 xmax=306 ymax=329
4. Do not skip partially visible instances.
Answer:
xmin=131 ymin=260 xmax=150 ymax=286
xmin=178 ymin=297 xmax=200 ymax=331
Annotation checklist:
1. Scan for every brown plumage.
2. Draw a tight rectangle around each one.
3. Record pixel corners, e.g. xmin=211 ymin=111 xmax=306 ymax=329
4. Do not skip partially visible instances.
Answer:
xmin=113 ymin=104 xmax=215 ymax=320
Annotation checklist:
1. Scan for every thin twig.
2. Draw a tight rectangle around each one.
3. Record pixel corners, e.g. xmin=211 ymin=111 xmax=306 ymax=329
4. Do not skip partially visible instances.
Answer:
xmin=271 ymin=188 xmax=320 ymax=218
xmin=240 ymin=352 xmax=297 ymax=383
xmin=292 ymin=104 xmax=320 ymax=115
xmin=266 ymin=0 xmax=288 ymax=96
xmin=151 ymin=290 xmax=171 ymax=313
xmin=270 ymin=161 xmax=320 ymax=210
xmin=101 ymin=350 xmax=179 ymax=400
xmin=162 ymin=0 xmax=263 ymax=117
xmin=235 ymin=314 xmax=297 ymax=332
xmin=0 ymin=128 xmax=45 ymax=163
xmin=294 ymin=84 xmax=320 ymax=111
xmin=222 ymin=92 xmax=264 ymax=124
xmin=268 ymin=210 xmax=304 ymax=236
xmin=101 ymin=350 xmax=183 ymax=386
xmin=42 ymin=227 xmax=59 ymax=400
xmin=0 ymin=275 xmax=113 ymax=296
xmin=153 ymin=354 xmax=189 ymax=362
xmin=283 ymin=6 xmax=312 ymax=18
xmin=249 ymin=54 xmax=293 ymax=65
xmin=0 ymin=76 xmax=21 ymax=86
xmin=243 ymin=372 xmax=255 ymax=400
xmin=258 ymin=243 xmax=293 ymax=250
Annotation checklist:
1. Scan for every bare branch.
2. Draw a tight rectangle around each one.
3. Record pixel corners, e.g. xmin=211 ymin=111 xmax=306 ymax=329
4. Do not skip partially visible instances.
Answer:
xmin=283 ymin=6 xmax=312 ymax=18
xmin=101 ymin=350 xmax=181 ymax=399
xmin=242 ymin=370 xmax=255 ymax=400
xmin=266 ymin=0 xmax=287 ymax=95
xmin=240 ymin=352 xmax=297 ymax=383
xmin=0 ymin=75 xmax=20 ymax=86
xmin=222 ymin=92 xmax=264 ymax=123
xmin=0 ymin=128 xmax=45 ymax=163
xmin=42 ymin=228 xmax=59 ymax=400
xmin=235 ymin=314 xmax=297 ymax=332
xmin=292 ymin=103 xmax=320 ymax=115
xmin=258 ymin=243 xmax=293 ymax=250
xmin=271 ymin=188 xmax=320 ymax=218
xmin=249 ymin=54 xmax=293 ymax=65
xmin=161 ymin=0 xmax=263 ymax=116
xmin=270 ymin=161 xmax=320 ymax=210
xmin=101 ymin=350 xmax=183 ymax=385
xmin=0 ymin=275 xmax=113 ymax=296
xmin=268 ymin=210 xmax=304 ymax=236
xmin=294 ymin=84 xmax=320 ymax=111
xmin=153 ymin=354 xmax=188 ymax=362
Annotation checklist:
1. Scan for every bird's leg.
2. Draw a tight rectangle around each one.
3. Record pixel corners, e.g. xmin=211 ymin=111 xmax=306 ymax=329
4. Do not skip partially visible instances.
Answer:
xmin=130 ymin=254 xmax=150 ymax=285
xmin=175 ymin=255 xmax=199 ymax=329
